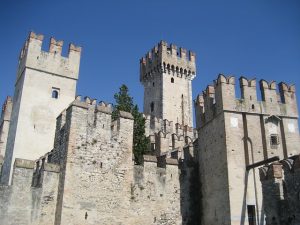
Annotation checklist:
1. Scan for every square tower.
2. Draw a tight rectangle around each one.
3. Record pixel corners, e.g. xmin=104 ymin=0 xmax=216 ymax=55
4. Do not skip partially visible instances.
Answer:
xmin=195 ymin=74 xmax=300 ymax=225
xmin=0 ymin=32 xmax=81 ymax=184
xmin=140 ymin=41 xmax=196 ymax=127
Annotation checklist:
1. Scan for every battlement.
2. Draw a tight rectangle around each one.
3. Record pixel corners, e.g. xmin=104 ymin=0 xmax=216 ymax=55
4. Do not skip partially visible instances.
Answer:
xmin=149 ymin=130 xmax=194 ymax=159
xmin=70 ymin=95 xmax=133 ymax=123
xmin=0 ymin=96 xmax=12 ymax=122
xmin=14 ymin=158 xmax=35 ymax=169
xmin=195 ymin=74 xmax=298 ymax=127
xmin=32 ymin=153 xmax=60 ymax=187
xmin=49 ymin=95 xmax=134 ymax=169
xmin=140 ymin=40 xmax=196 ymax=83
xmin=17 ymin=31 xmax=82 ymax=81
xmin=143 ymin=113 xmax=195 ymax=137
xmin=143 ymin=113 xmax=196 ymax=159
xmin=143 ymin=155 xmax=179 ymax=168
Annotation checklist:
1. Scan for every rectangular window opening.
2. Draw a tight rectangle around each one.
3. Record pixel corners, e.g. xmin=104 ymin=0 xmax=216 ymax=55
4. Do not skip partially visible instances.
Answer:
xmin=270 ymin=134 xmax=279 ymax=149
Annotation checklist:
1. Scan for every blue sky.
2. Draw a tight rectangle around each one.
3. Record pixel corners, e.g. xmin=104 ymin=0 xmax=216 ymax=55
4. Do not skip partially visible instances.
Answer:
xmin=0 ymin=0 xmax=300 ymax=111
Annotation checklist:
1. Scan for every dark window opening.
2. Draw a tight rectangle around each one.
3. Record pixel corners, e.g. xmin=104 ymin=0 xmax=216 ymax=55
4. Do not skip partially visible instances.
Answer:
xmin=150 ymin=102 xmax=154 ymax=112
xmin=252 ymin=104 xmax=255 ymax=110
xmin=47 ymin=154 xmax=52 ymax=163
xmin=250 ymin=96 xmax=252 ymax=100
xmin=151 ymin=143 xmax=155 ymax=151
xmin=152 ymin=82 xmax=155 ymax=87
xmin=52 ymin=89 xmax=59 ymax=99
xmin=270 ymin=134 xmax=279 ymax=149
xmin=171 ymin=77 xmax=174 ymax=83
xmin=247 ymin=205 xmax=256 ymax=225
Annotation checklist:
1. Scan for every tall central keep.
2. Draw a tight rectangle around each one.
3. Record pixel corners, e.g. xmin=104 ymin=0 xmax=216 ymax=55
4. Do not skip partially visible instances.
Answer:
xmin=140 ymin=41 xmax=196 ymax=127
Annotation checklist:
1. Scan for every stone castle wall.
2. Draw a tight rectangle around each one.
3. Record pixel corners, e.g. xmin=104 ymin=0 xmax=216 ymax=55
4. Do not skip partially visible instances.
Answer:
xmin=1 ymin=32 xmax=81 ymax=184
xmin=140 ymin=41 xmax=196 ymax=127
xmin=0 ymin=95 xmax=199 ymax=225
xmin=0 ymin=159 xmax=60 ymax=225
xmin=195 ymin=74 xmax=300 ymax=225
xmin=0 ymin=96 xmax=12 ymax=157
xmin=259 ymin=156 xmax=300 ymax=225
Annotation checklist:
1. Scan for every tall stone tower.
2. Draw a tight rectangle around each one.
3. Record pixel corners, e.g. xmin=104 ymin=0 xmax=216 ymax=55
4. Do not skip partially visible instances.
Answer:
xmin=140 ymin=41 xmax=196 ymax=127
xmin=195 ymin=74 xmax=300 ymax=225
xmin=0 ymin=96 xmax=12 ymax=157
xmin=0 ymin=32 xmax=81 ymax=184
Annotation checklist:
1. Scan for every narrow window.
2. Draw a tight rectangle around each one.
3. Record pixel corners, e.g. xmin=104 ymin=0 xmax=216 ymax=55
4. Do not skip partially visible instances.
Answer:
xmin=247 ymin=205 xmax=256 ymax=225
xmin=47 ymin=154 xmax=52 ymax=162
xmin=171 ymin=77 xmax=174 ymax=83
xmin=52 ymin=88 xmax=60 ymax=99
xmin=152 ymin=82 xmax=155 ymax=87
xmin=270 ymin=134 xmax=279 ymax=149
xmin=150 ymin=102 xmax=154 ymax=112
xmin=251 ymin=104 xmax=255 ymax=110
xmin=250 ymin=96 xmax=252 ymax=100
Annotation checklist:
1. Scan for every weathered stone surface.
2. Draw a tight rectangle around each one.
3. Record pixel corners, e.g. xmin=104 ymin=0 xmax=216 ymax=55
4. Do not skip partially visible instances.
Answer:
xmin=140 ymin=41 xmax=196 ymax=128
xmin=259 ymin=157 xmax=300 ymax=225
xmin=1 ymin=34 xmax=299 ymax=225
xmin=1 ymin=31 xmax=81 ymax=184
xmin=195 ymin=74 xmax=300 ymax=225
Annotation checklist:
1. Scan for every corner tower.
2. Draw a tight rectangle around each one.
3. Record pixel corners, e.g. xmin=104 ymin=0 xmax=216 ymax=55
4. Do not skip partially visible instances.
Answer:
xmin=140 ymin=41 xmax=196 ymax=127
xmin=1 ymin=32 xmax=81 ymax=184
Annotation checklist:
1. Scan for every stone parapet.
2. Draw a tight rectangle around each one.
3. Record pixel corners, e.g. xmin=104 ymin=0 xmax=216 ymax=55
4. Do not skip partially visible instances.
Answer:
xmin=195 ymin=74 xmax=299 ymax=128
xmin=13 ymin=158 xmax=35 ymax=169
xmin=17 ymin=31 xmax=81 ymax=81
xmin=140 ymin=40 xmax=196 ymax=83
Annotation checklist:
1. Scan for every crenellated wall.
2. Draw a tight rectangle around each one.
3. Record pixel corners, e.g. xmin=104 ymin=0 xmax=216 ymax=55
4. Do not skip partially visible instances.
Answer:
xmin=195 ymin=74 xmax=300 ymax=158
xmin=47 ymin=96 xmax=197 ymax=225
xmin=195 ymin=74 xmax=298 ymax=128
xmin=195 ymin=74 xmax=300 ymax=225
xmin=140 ymin=41 xmax=196 ymax=83
xmin=143 ymin=114 xmax=196 ymax=160
xmin=18 ymin=32 xmax=81 ymax=81
xmin=140 ymin=41 xmax=196 ymax=128
xmin=259 ymin=155 xmax=300 ymax=225
xmin=0 ymin=158 xmax=60 ymax=225
xmin=1 ymin=32 xmax=81 ymax=185
xmin=0 ymin=96 xmax=12 ymax=157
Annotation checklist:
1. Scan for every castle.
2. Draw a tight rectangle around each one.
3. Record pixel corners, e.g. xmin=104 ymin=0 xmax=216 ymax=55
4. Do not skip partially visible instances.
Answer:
xmin=0 ymin=32 xmax=299 ymax=225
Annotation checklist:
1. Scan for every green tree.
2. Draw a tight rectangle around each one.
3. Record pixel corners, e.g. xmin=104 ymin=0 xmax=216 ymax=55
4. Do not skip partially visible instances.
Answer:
xmin=113 ymin=85 xmax=149 ymax=164
xmin=112 ymin=85 xmax=134 ymax=120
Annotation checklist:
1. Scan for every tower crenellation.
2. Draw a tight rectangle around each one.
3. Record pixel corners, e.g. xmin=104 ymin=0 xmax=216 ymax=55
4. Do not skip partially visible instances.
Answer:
xmin=140 ymin=40 xmax=196 ymax=83
xmin=195 ymin=74 xmax=299 ymax=128
xmin=3 ymin=34 xmax=300 ymax=225
xmin=18 ymin=31 xmax=81 ymax=81
xmin=141 ymin=41 xmax=196 ymax=127
xmin=240 ymin=76 xmax=257 ymax=101
xmin=0 ymin=31 xmax=82 ymax=185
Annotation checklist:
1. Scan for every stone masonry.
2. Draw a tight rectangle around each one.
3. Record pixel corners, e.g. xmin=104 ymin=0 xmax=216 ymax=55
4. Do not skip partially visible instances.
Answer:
xmin=140 ymin=41 xmax=196 ymax=127
xmin=0 ymin=32 xmax=300 ymax=225
xmin=1 ymin=32 xmax=81 ymax=184
xmin=195 ymin=74 xmax=300 ymax=225
xmin=259 ymin=155 xmax=300 ymax=225
xmin=0 ymin=96 xmax=12 ymax=157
